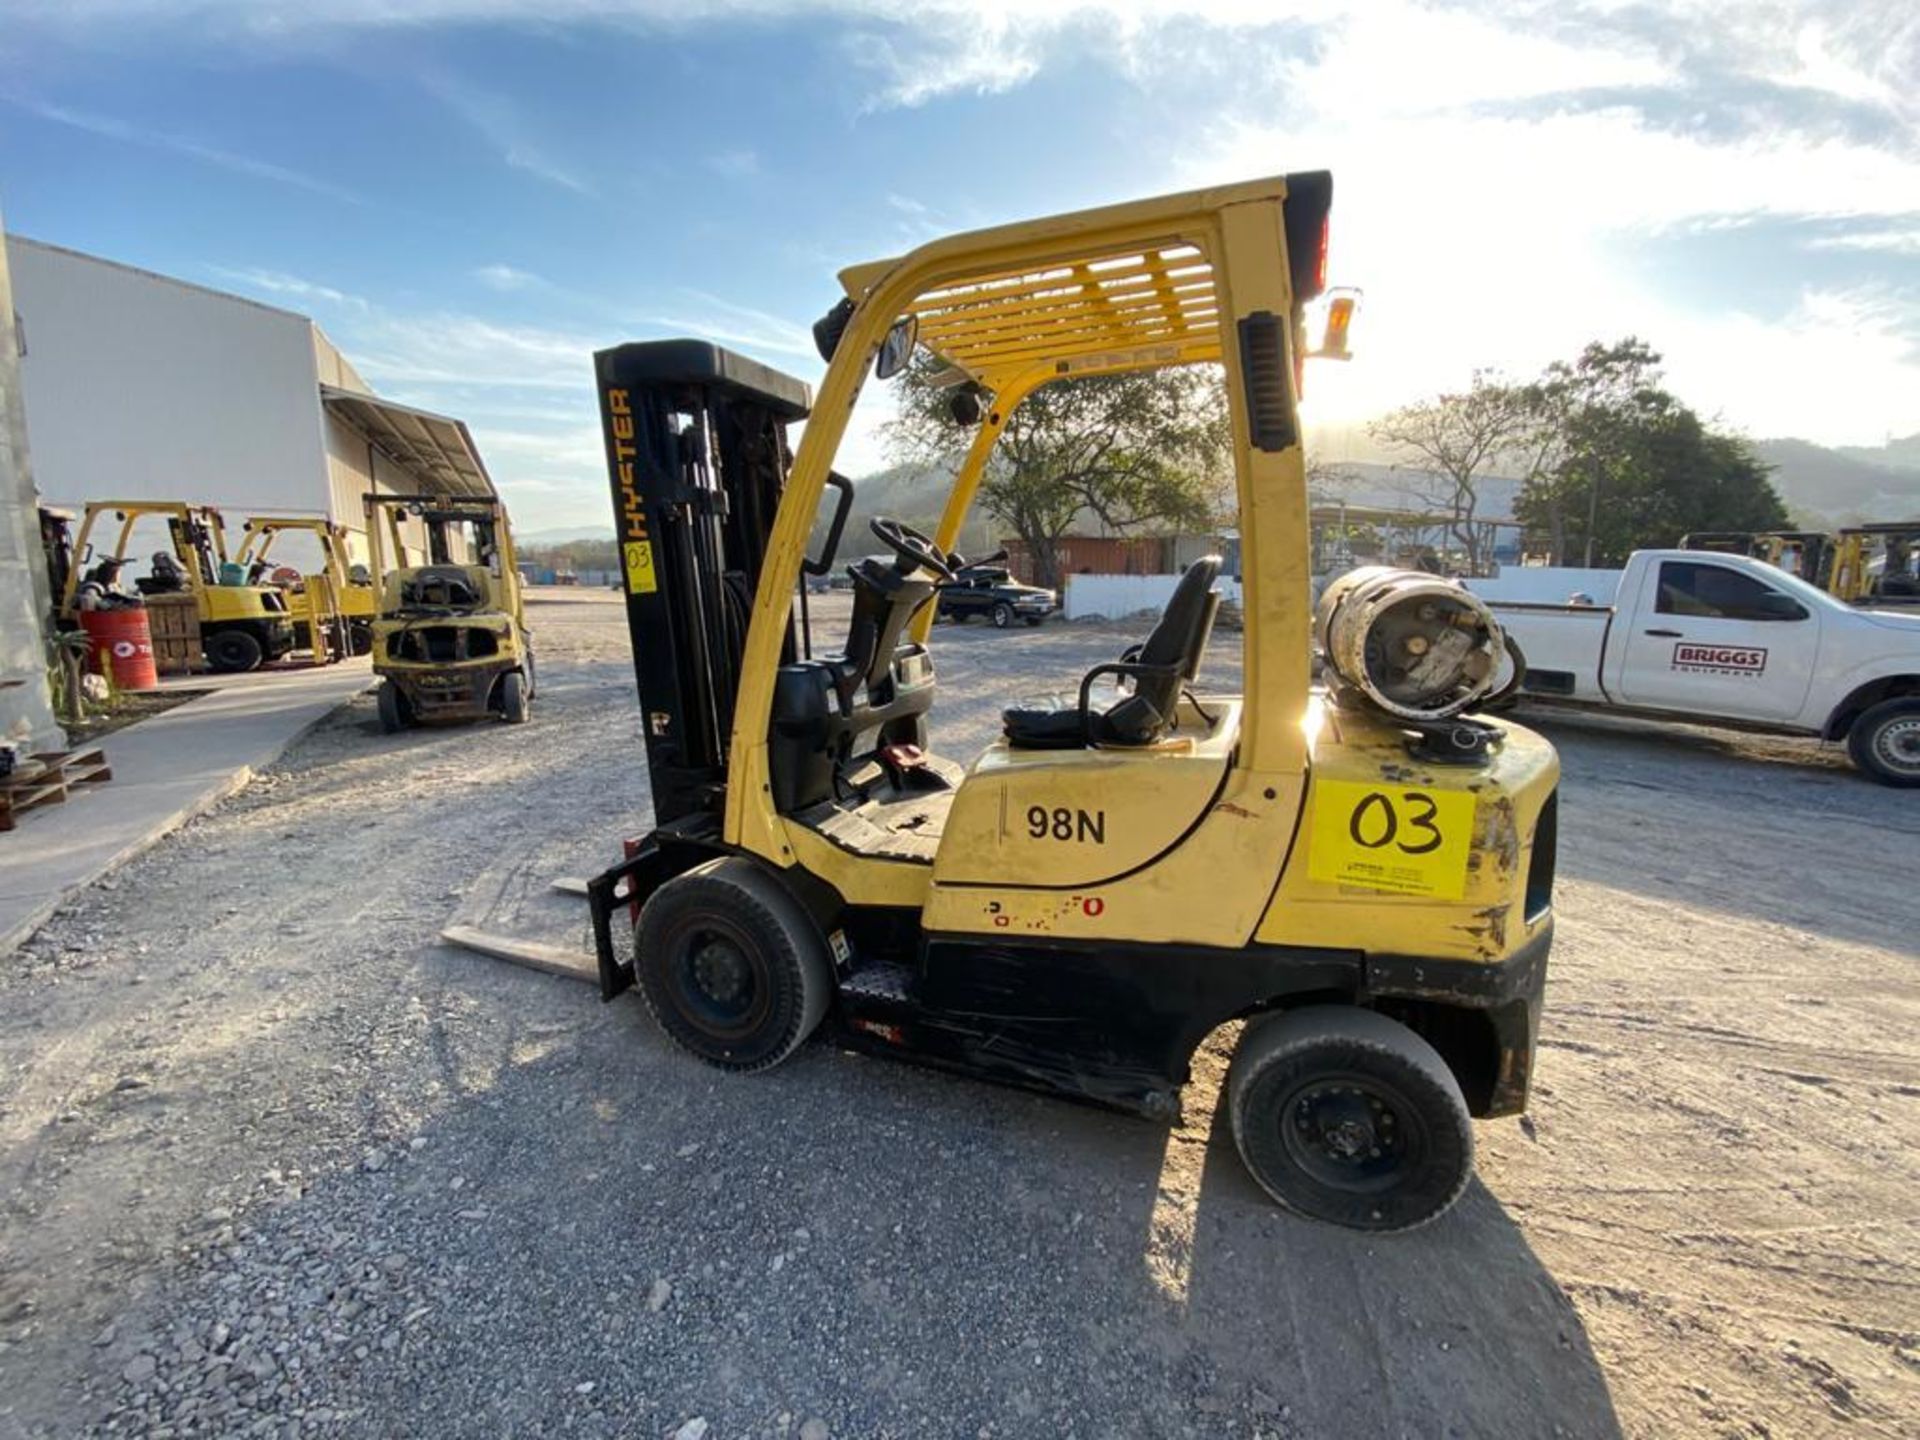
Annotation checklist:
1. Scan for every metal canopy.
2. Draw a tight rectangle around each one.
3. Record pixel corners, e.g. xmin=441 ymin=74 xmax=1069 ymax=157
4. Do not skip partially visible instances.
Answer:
xmin=899 ymin=241 xmax=1222 ymax=386
xmin=320 ymin=386 xmax=496 ymax=501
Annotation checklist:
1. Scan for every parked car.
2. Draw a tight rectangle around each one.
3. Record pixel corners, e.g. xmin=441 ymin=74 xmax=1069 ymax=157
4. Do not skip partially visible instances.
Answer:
xmin=1486 ymin=548 xmax=1920 ymax=785
xmin=937 ymin=566 xmax=1057 ymax=628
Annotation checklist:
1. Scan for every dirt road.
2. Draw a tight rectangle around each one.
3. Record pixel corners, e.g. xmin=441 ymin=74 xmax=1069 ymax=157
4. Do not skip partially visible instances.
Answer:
xmin=0 ymin=589 xmax=1914 ymax=1438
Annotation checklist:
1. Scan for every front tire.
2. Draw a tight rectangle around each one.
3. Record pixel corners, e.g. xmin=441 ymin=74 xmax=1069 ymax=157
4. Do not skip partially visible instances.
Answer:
xmin=376 ymin=680 xmax=410 ymax=733
xmin=498 ymin=670 xmax=530 ymax=724
xmin=204 ymin=628 xmax=264 ymax=673
xmin=1228 ymin=1006 xmax=1474 ymax=1232
xmin=991 ymin=601 xmax=1014 ymax=629
xmin=1848 ymin=697 xmax=1920 ymax=787
xmin=633 ymin=858 xmax=831 ymax=1072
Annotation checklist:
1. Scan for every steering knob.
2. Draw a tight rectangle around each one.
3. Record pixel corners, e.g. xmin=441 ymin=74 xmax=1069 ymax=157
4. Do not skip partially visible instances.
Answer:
xmin=869 ymin=517 xmax=955 ymax=580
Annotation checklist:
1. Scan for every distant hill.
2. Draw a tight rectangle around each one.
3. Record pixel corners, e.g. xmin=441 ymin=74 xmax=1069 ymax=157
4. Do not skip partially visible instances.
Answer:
xmin=1753 ymin=437 xmax=1920 ymax=525
xmin=1834 ymin=432 xmax=1920 ymax=475
xmin=517 ymin=525 xmax=615 ymax=546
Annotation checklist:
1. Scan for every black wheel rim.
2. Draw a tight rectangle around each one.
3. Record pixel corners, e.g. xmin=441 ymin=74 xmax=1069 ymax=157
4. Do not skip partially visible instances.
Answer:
xmin=668 ymin=920 xmax=770 ymax=1039
xmin=1277 ymin=1069 xmax=1429 ymax=1194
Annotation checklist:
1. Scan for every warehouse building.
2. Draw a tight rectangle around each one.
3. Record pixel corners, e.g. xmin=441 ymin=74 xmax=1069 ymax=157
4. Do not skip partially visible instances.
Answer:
xmin=5 ymin=237 xmax=494 ymax=575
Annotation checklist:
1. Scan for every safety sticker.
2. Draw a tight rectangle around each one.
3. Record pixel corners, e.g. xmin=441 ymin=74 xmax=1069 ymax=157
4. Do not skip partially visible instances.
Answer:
xmin=623 ymin=539 xmax=658 ymax=595
xmin=1308 ymin=780 xmax=1476 ymax=899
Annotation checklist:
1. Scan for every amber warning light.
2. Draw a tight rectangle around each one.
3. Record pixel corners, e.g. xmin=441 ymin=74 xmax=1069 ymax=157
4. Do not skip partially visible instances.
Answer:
xmin=1308 ymin=288 xmax=1362 ymax=362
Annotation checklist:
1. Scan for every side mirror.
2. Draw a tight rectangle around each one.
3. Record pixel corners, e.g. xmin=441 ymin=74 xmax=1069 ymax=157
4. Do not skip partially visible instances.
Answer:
xmin=875 ymin=315 xmax=918 ymax=380
xmin=1751 ymin=592 xmax=1807 ymax=621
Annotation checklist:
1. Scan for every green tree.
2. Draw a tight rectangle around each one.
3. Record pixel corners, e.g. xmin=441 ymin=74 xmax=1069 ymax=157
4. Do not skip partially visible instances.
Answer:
xmin=1368 ymin=371 xmax=1535 ymax=575
xmin=886 ymin=358 xmax=1230 ymax=589
xmin=1513 ymin=340 xmax=1786 ymax=565
xmin=520 ymin=538 xmax=619 ymax=574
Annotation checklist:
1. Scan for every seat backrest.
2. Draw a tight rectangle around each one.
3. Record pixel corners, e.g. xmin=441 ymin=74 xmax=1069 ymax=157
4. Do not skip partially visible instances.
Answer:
xmin=1102 ymin=555 xmax=1221 ymax=743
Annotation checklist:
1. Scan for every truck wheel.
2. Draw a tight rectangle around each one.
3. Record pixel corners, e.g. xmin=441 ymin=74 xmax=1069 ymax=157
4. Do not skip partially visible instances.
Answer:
xmin=633 ymin=858 xmax=831 ymax=1072
xmin=1228 ymin=1006 xmax=1474 ymax=1232
xmin=992 ymin=601 xmax=1014 ymax=629
xmin=348 ymin=620 xmax=374 ymax=657
xmin=204 ymin=628 xmax=263 ymax=673
xmin=376 ymin=680 xmax=411 ymax=733
xmin=1848 ymin=697 xmax=1920 ymax=787
xmin=497 ymin=671 xmax=530 ymax=724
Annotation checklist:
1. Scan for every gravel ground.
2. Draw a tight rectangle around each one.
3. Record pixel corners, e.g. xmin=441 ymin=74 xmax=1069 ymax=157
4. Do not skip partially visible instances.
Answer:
xmin=0 ymin=588 xmax=1914 ymax=1439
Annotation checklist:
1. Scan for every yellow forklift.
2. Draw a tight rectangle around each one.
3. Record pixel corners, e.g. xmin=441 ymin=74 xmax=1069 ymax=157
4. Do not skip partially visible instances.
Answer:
xmin=1681 ymin=529 xmax=1836 ymax=587
xmin=60 ymin=501 xmax=295 ymax=672
xmin=237 ymin=514 xmax=379 ymax=658
xmin=364 ymin=491 xmax=534 ymax=731
xmin=1830 ymin=523 xmax=1919 ymax=606
xmin=583 ymin=174 xmax=1559 ymax=1232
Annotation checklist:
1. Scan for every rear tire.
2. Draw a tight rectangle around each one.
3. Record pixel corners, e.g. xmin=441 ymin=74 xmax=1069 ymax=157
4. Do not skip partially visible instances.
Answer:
xmin=991 ymin=601 xmax=1014 ymax=629
xmin=204 ymin=628 xmax=263 ymax=673
xmin=498 ymin=670 xmax=530 ymax=724
xmin=633 ymin=858 xmax=831 ymax=1072
xmin=1848 ymin=697 xmax=1920 ymax=787
xmin=1228 ymin=1006 xmax=1474 ymax=1232
xmin=376 ymin=680 xmax=410 ymax=733
xmin=348 ymin=620 xmax=374 ymax=657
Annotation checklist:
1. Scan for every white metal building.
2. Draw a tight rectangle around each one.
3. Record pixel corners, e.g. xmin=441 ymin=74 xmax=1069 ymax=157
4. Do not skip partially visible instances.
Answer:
xmin=5 ymin=237 xmax=494 ymax=572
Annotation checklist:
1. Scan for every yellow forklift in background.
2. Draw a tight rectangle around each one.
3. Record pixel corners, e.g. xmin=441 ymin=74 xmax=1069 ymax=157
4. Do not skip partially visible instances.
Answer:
xmin=1831 ymin=523 xmax=1920 ymax=606
xmin=583 ymin=174 xmax=1559 ymax=1232
xmin=364 ymin=492 xmax=534 ymax=731
xmin=60 ymin=501 xmax=294 ymax=672
xmin=238 ymin=515 xmax=379 ymax=659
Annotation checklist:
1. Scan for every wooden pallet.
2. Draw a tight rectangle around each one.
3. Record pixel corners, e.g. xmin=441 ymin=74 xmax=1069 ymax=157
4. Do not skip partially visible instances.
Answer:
xmin=0 ymin=747 xmax=112 ymax=833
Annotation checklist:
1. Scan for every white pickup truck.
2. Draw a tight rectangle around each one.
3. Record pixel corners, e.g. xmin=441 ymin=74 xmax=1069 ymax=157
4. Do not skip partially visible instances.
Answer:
xmin=1485 ymin=550 xmax=1920 ymax=786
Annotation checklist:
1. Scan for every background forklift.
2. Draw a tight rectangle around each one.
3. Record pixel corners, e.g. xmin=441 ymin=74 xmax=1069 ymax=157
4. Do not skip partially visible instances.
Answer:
xmin=237 ymin=515 xmax=378 ymax=658
xmin=587 ymin=175 xmax=1559 ymax=1232
xmin=59 ymin=500 xmax=294 ymax=672
xmin=1831 ymin=523 xmax=1919 ymax=606
xmin=364 ymin=491 xmax=534 ymax=731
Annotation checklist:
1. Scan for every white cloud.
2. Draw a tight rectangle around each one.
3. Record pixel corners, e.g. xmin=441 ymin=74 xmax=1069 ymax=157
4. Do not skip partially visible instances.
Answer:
xmin=706 ymin=148 xmax=761 ymax=178
xmin=3 ymin=96 xmax=362 ymax=204
xmin=1168 ymin=1 xmax=1920 ymax=446
xmin=649 ymin=290 xmax=818 ymax=357
xmin=473 ymin=262 xmax=550 ymax=291
xmin=206 ymin=265 xmax=367 ymax=310
xmin=348 ymin=313 xmax=599 ymax=391
xmin=419 ymin=71 xmax=595 ymax=196
xmin=1808 ymin=229 xmax=1920 ymax=256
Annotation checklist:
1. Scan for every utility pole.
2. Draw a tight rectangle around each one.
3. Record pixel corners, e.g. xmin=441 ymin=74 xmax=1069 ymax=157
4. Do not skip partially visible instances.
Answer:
xmin=1581 ymin=455 xmax=1602 ymax=568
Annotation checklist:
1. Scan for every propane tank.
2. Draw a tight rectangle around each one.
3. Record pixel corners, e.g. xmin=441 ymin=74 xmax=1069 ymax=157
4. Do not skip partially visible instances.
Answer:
xmin=1315 ymin=567 xmax=1507 ymax=722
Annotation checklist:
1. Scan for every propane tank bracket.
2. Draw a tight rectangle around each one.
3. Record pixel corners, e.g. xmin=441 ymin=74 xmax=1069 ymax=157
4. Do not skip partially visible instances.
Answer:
xmin=1403 ymin=716 xmax=1503 ymax=766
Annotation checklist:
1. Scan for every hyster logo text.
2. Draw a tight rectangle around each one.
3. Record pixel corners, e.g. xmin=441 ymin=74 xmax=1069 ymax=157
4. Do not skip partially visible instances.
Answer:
xmin=1672 ymin=643 xmax=1768 ymax=674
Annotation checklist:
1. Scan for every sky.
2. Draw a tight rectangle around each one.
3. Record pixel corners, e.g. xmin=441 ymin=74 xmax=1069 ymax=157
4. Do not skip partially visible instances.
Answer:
xmin=1 ymin=0 xmax=1916 ymax=531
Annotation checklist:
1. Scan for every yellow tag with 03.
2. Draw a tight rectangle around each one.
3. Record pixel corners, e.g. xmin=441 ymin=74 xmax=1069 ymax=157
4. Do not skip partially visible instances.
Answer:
xmin=1307 ymin=779 xmax=1477 ymax=899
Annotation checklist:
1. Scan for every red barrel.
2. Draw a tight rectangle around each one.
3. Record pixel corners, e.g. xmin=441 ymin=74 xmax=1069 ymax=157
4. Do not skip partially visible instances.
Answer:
xmin=79 ymin=608 xmax=159 ymax=692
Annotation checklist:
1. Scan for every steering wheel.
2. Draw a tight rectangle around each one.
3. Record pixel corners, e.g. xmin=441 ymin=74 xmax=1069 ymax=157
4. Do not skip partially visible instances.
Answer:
xmin=869 ymin=517 xmax=955 ymax=580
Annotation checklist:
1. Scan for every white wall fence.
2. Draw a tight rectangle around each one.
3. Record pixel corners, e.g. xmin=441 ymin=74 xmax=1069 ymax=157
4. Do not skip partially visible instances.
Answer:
xmin=1062 ymin=563 xmax=1624 ymax=620
xmin=1063 ymin=572 xmax=1243 ymax=620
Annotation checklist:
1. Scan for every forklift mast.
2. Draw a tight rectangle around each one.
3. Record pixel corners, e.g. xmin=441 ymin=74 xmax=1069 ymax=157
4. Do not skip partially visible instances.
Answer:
xmin=594 ymin=341 xmax=815 ymax=826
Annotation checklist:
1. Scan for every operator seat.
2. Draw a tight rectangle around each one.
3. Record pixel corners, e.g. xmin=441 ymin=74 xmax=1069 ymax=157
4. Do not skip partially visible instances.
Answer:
xmin=1003 ymin=555 xmax=1222 ymax=749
